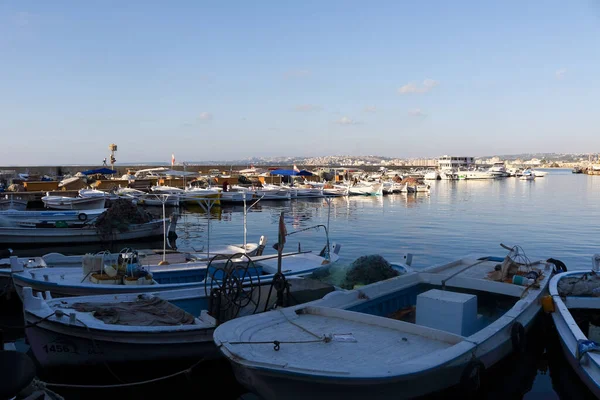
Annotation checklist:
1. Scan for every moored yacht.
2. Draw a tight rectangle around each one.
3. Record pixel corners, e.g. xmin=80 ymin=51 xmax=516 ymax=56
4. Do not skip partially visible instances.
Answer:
xmin=488 ymin=162 xmax=510 ymax=177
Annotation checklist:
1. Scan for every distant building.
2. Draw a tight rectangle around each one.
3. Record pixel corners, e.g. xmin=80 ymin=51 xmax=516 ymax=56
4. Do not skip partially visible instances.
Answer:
xmin=437 ymin=156 xmax=474 ymax=170
xmin=406 ymin=159 xmax=437 ymax=167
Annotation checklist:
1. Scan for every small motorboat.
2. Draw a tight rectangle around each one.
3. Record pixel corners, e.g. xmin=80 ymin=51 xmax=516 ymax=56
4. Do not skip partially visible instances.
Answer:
xmin=214 ymin=244 xmax=562 ymax=399
xmin=42 ymin=194 xmax=106 ymax=210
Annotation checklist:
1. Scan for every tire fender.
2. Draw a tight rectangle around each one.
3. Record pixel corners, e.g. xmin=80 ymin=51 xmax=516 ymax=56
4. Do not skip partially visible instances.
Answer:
xmin=511 ymin=322 xmax=526 ymax=353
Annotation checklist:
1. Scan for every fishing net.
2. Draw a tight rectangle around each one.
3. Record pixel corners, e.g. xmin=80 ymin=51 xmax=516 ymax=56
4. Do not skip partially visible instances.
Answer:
xmin=71 ymin=295 xmax=196 ymax=326
xmin=95 ymin=199 xmax=154 ymax=238
xmin=558 ymin=272 xmax=600 ymax=297
xmin=341 ymin=255 xmax=400 ymax=289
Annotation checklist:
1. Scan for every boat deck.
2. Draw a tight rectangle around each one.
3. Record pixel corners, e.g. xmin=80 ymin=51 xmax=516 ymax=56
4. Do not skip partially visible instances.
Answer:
xmin=219 ymin=306 xmax=467 ymax=377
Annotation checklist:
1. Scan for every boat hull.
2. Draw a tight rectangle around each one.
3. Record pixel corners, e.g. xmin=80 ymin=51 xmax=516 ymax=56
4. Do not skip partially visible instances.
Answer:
xmin=25 ymin=317 xmax=218 ymax=367
xmin=222 ymin=302 xmax=541 ymax=400
xmin=214 ymin=254 xmax=551 ymax=400
xmin=0 ymin=220 xmax=166 ymax=245
xmin=42 ymin=197 xmax=107 ymax=210
xmin=550 ymin=271 xmax=600 ymax=398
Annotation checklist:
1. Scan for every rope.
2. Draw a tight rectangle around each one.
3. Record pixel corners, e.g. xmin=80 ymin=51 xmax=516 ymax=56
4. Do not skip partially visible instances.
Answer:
xmin=278 ymin=309 xmax=323 ymax=340
xmin=0 ymin=311 xmax=57 ymax=330
xmin=41 ymin=358 xmax=205 ymax=389
xmin=21 ymin=379 xmax=65 ymax=400
xmin=441 ymin=258 xmax=490 ymax=290
xmin=75 ymin=316 xmax=125 ymax=384
xmin=227 ymin=339 xmax=326 ymax=351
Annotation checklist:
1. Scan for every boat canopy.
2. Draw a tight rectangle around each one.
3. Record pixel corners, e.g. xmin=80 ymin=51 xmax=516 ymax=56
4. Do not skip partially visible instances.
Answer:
xmin=80 ymin=168 xmax=117 ymax=176
xmin=270 ymin=169 xmax=313 ymax=176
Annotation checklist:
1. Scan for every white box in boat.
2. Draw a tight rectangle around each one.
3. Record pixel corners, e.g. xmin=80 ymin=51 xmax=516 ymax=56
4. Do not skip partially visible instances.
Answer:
xmin=416 ymin=289 xmax=478 ymax=336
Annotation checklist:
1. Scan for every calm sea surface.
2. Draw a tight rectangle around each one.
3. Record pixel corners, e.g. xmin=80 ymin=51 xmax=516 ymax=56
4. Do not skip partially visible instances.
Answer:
xmin=7 ymin=168 xmax=600 ymax=399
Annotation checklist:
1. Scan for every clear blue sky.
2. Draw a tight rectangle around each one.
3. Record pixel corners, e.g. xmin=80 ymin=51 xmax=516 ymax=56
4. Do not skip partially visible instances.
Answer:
xmin=1 ymin=1 xmax=599 ymax=165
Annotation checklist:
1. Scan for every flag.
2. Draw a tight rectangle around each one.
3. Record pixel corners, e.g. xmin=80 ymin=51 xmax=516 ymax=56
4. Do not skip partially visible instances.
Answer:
xmin=171 ymin=153 xmax=175 ymax=166
xmin=293 ymin=164 xmax=300 ymax=173
xmin=278 ymin=212 xmax=287 ymax=248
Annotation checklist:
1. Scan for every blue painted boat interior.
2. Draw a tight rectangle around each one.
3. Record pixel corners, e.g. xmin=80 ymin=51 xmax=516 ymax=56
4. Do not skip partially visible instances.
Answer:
xmin=151 ymin=263 xmax=265 ymax=284
xmin=347 ymin=283 xmax=518 ymax=333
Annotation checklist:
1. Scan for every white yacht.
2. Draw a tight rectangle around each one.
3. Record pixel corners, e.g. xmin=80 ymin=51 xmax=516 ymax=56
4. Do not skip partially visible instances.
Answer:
xmin=456 ymin=169 xmax=495 ymax=180
xmin=487 ymin=162 xmax=510 ymax=177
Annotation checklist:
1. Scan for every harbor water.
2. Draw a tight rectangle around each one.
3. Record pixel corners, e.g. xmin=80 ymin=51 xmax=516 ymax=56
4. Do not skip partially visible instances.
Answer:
xmin=5 ymin=168 xmax=600 ymax=399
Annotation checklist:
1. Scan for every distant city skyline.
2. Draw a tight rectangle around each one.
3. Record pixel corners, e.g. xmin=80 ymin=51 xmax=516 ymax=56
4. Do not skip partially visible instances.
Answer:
xmin=1 ymin=1 xmax=599 ymax=165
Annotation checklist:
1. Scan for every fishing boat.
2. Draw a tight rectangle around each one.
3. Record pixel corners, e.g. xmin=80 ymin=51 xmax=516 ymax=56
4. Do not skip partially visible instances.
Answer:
xmin=115 ymin=187 xmax=180 ymax=207
xmin=78 ymin=188 xmax=120 ymax=201
xmin=345 ymin=182 xmax=383 ymax=196
xmin=20 ymin=273 xmax=338 ymax=367
xmin=214 ymin=245 xmax=561 ymax=400
xmin=548 ymin=260 xmax=600 ymax=398
xmin=0 ymin=239 xmax=265 ymax=298
xmin=41 ymin=194 xmax=106 ymax=210
xmin=10 ymin=243 xmax=340 ymax=298
xmin=0 ymin=209 xmax=106 ymax=227
xmin=0 ymin=216 xmax=176 ymax=246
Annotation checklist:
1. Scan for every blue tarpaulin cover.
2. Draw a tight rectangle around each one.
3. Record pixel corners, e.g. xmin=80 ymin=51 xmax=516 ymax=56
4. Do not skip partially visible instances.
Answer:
xmin=80 ymin=168 xmax=117 ymax=176
xmin=269 ymin=169 xmax=313 ymax=176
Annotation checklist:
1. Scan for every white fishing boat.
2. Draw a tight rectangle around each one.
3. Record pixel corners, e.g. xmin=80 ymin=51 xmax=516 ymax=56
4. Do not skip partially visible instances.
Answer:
xmin=532 ymin=169 xmax=548 ymax=178
xmin=216 ymin=189 xmax=254 ymax=204
xmin=41 ymin=194 xmax=106 ymax=210
xmin=10 ymin=244 xmax=340 ymax=298
xmin=116 ymin=188 xmax=180 ymax=207
xmin=78 ymin=188 xmax=119 ymax=201
xmin=230 ymin=185 xmax=291 ymax=201
xmin=214 ymin=245 xmax=560 ymax=400
xmin=0 ymin=216 xmax=176 ymax=245
xmin=0 ymin=208 xmax=106 ymax=227
xmin=0 ymin=239 xmax=265 ymax=297
xmin=346 ymin=182 xmax=383 ymax=196
xmin=20 ymin=274 xmax=337 ymax=367
xmin=180 ymin=187 xmax=221 ymax=204
xmin=548 ymin=261 xmax=600 ymax=398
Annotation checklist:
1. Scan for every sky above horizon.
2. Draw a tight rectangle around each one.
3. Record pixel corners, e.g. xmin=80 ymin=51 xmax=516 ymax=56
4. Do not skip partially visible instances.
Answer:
xmin=1 ymin=1 xmax=600 ymax=166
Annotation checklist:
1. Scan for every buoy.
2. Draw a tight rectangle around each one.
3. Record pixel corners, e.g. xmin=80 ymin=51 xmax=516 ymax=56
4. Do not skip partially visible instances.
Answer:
xmin=157 ymin=260 xmax=170 ymax=266
xmin=541 ymin=295 xmax=555 ymax=313
xmin=511 ymin=322 xmax=527 ymax=353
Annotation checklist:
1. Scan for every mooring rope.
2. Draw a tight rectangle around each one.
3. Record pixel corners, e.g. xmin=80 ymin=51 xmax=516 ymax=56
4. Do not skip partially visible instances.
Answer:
xmin=41 ymin=357 xmax=205 ymax=389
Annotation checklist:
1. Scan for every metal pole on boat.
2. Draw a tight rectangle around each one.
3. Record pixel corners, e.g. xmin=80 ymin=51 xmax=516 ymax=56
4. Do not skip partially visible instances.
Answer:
xmin=198 ymin=198 xmax=215 ymax=258
xmin=158 ymin=194 xmax=169 ymax=265
xmin=277 ymin=211 xmax=285 ymax=275
xmin=325 ymin=196 xmax=332 ymax=260
xmin=243 ymin=195 xmax=247 ymax=253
